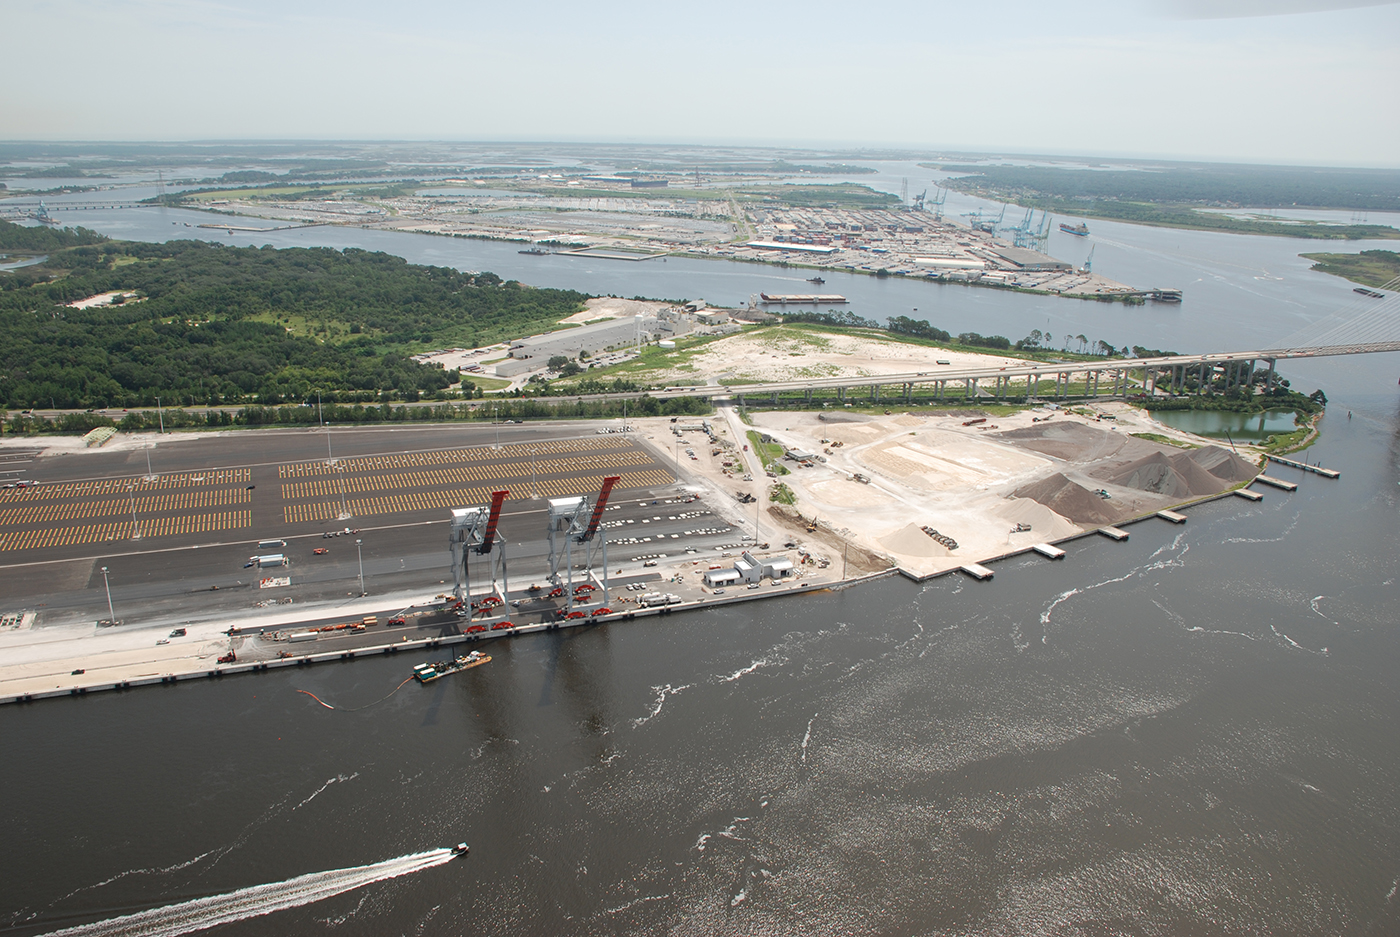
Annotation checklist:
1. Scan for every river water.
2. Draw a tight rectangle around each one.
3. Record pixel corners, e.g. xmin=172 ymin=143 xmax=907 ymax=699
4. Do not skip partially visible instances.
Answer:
xmin=2 ymin=181 xmax=1399 ymax=935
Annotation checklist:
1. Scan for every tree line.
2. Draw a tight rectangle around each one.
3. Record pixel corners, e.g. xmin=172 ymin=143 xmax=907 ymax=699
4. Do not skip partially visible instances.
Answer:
xmin=0 ymin=225 xmax=587 ymax=409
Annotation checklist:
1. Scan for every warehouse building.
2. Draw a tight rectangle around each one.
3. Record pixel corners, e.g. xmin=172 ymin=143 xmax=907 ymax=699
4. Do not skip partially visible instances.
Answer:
xmin=508 ymin=316 xmax=657 ymax=364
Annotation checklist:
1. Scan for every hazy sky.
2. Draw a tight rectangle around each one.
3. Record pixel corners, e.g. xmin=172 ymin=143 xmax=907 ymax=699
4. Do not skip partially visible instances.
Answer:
xmin=5 ymin=0 xmax=1398 ymax=166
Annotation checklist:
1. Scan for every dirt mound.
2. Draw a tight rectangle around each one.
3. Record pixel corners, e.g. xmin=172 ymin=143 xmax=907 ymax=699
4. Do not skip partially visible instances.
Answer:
xmin=1098 ymin=450 xmax=1231 ymax=499
xmin=993 ymin=498 xmax=1080 ymax=540
xmin=1188 ymin=445 xmax=1259 ymax=482
xmin=993 ymin=422 xmax=1125 ymax=461
xmin=879 ymin=523 xmax=946 ymax=557
xmin=1012 ymin=473 xmax=1120 ymax=526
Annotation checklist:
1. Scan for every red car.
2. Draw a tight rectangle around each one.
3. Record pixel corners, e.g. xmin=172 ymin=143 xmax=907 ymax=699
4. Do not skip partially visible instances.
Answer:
xmin=313 ymin=548 xmax=328 ymax=555
xmin=387 ymin=617 xmax=406 ymax=627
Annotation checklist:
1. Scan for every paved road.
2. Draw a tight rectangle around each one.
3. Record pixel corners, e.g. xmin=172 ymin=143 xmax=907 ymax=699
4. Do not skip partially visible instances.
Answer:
xmin=0 ymin=424 xmax=749 ymax=633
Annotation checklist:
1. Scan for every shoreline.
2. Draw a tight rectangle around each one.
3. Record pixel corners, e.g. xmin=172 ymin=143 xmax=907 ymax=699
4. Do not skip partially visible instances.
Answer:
xmin=0 ymin=470 xmax=1276 ymax=706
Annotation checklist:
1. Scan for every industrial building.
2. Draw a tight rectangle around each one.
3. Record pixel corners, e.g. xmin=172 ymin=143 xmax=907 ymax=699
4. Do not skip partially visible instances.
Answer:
xmin=508 ymin=316 xmax=657 ymax=364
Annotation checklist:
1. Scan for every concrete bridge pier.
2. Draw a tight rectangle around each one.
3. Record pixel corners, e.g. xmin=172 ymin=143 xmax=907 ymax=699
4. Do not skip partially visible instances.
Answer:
xmin=838 ymin=386 xmax=845 ymax=403
xmin=804 ymin=388 xmax=812 ymax=406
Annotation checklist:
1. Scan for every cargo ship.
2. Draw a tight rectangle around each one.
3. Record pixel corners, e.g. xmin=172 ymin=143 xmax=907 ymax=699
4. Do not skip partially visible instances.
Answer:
xmin=414 ymin=650 xmax=491 ymax=683
xmin=1059 ymin=221 xmax=1090 ymax=237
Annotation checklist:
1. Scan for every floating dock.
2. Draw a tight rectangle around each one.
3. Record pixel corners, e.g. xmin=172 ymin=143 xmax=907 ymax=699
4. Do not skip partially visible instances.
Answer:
xmin=1156 ymin=510 xmax=1188 ymax=524
xmin=960 ymin=563 xmax=994 ymax=580
xmin=1234 ymin=489 xmax=1263 ymax=502
xmin=1031 ymin=543 xmax=1066 ymax=559
xmin=1254 ymin=475 xmax=1298 ymax=492
xmin=1266 ymin=455 xmax=1339 ymax=479
xmin=1097 ymin=526 xmax=1129 ymax=541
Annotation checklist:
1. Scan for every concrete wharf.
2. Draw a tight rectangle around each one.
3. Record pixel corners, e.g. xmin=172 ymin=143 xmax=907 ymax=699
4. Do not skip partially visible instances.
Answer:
xmin=1254 ymin=475 xmax=1299 ymax=492
xmin=1266 ymin=455 xmax=1340 ymax=479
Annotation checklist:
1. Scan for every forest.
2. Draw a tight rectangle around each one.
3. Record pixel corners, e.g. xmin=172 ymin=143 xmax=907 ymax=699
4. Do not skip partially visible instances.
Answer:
xmin=0 ymin=221 xmax=588 ymax=409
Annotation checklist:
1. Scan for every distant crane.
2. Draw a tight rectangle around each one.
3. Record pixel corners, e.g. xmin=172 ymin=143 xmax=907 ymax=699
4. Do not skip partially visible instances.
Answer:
xmin=927 ymin=186 xmax=948 ymax=220
xmin=1079 ymin=244 xmax=1095 ymax=275
xmin=912 ymin=189 xmax=927 ymax=212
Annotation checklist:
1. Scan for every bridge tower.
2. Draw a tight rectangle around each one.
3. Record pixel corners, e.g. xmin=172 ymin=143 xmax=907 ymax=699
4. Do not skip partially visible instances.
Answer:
xmin=449 ymin=489 xmax=510 ymax=618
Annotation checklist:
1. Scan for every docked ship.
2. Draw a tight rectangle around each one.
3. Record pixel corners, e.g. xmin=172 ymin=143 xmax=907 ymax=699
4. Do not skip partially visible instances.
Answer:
xmin=1059 ymin=221 xmax=1090 ymax=237
xmin=518 ymin=247 xmax=548 ymax=255
xmin=414 ymin=650 xmax=491 ymax=683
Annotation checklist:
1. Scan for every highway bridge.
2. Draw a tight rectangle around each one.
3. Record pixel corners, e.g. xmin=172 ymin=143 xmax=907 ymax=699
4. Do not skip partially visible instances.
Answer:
xmin=650 ymin=341 xmax=1400 ymax=405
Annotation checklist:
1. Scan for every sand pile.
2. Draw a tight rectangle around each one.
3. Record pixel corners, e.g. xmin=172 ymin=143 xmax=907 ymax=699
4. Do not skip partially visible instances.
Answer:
xmin=993 ymin=422 xmax=1121 ymax=461
xmin=1012 ymin=473 xmax=1120 ymax=526
xmin=1189 ymin=445 xmax=1259 ymax=482
xmin=879 ymin=523 xmax=946 ymax=557
xmin=993 ymin=498 xmax=1080 ymax=540
xmin=1098 ymin=451 xmax=1229 ymax=499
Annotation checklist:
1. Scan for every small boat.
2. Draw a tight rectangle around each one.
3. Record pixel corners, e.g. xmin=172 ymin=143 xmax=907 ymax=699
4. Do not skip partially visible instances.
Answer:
xmin=806 ymin=276 xmax=825 ymax=284
xmin=451 ymin=843 xmax=470 ymax=857
xmin=1059 ymin=221 xmax=1090 ymax=237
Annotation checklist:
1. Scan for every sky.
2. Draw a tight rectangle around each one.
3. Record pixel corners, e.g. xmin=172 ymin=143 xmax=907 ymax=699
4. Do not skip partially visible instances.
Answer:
xmin=4 ymin=0 xmax=1399 ymax=167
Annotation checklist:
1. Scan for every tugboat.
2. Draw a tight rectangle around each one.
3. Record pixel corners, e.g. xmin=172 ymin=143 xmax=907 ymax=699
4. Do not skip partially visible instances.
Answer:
xmin=806 ymin=276 xmax=825 ymax=285
xmin=451 ymin=842 xmax=470 ymax=857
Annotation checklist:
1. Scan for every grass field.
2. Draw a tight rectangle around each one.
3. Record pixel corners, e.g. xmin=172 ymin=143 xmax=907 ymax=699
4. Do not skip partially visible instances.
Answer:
xmin=1300 ymin=250 xmax=1400 ymax=289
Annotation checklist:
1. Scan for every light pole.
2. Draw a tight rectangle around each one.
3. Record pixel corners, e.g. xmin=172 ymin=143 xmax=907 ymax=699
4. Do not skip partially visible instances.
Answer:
xmin=492 ymin=406 xmax=500 ymax=448
xmin=143 ymin=447 xmax=156 ymax=482
xmin=127 ymin=485 xmax=141 ymax=540
xmin=336 ymin=462 xmax=351 ymax=521
xmin=100 ymin=566 xmax=116 ymax=624
xmin=355 ymin=539 xmax=366 ymax=596
xmin=316 ymin=390 xmax=324 ymax=427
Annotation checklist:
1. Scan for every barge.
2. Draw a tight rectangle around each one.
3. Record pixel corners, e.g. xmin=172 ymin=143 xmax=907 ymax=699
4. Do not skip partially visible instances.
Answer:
xmin=414 ymin=650 xmax=491 ymax=683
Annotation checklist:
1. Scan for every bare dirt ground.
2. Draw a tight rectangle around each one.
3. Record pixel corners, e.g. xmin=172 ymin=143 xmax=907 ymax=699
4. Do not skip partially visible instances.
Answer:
xmin=692 ymin=401 xmax=1263 ymax=579
xmin=624 ymin=325 xmax=1032 ymax=387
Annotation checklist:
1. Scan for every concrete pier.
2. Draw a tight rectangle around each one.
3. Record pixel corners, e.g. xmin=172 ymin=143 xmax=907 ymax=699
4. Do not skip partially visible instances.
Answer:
xmin=1234 ymin=489 xmax=1263 ymax=502
xmin=1032 ymin=543 xmax=1066 ymax=559
xmin=1267 ymin=455 xmax=1339 ymax=479
xmin=1097 ymin=526 xmax=1130 ymax=541
xmin=1156 ymin=510 xmax=1188 ymax=524
xmin=960 ymin=563 xmax=994 ymax=580
xmin=1254 ymin=475 xmax=1298 ymax=492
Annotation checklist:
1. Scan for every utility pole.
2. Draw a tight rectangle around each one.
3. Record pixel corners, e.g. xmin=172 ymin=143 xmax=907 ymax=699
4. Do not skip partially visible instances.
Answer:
xmin=128 ymin=485 xmax=141 ymax=539
xmin=316 ymin=389 xmax=324 ymax=427
xmin=100 ymin=566 xmax=116 ymax=624
xmin=356 ymin=539 xmax=366 ymax=596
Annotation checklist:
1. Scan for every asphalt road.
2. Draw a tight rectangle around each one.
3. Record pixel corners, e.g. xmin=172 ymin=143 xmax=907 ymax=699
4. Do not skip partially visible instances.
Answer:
xmin=0 ymin=423 xmax=748 ymax=632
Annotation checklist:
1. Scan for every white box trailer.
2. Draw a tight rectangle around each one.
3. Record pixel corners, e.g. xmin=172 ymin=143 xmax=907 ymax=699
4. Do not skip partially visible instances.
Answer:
xmin=254 ymin=554 xmax=288 ymax=568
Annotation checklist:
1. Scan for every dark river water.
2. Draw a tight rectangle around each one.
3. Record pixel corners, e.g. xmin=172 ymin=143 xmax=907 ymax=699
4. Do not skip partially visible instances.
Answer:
xmin=3 ymin=178 xmax=1399 ymax=935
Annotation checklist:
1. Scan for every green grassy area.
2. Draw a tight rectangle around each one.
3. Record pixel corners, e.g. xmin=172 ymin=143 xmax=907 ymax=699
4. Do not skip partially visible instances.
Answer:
xmin=746 ymin=431 xmax=790 ymax=474
xmin=936 ymin=162 xmax=1400 ymax=239
xmin=1300 ymin=250 xmax=1400 ymax=289
xmin=769 ymin=482 xmax=797 ymax=505
xmin=1129 ymin=432 xmax=1198 ymax=449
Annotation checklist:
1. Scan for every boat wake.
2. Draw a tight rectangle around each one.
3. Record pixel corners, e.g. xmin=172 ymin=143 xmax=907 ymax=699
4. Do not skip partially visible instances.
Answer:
xmin=35 ymin=850 xmax=455 ymax=937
